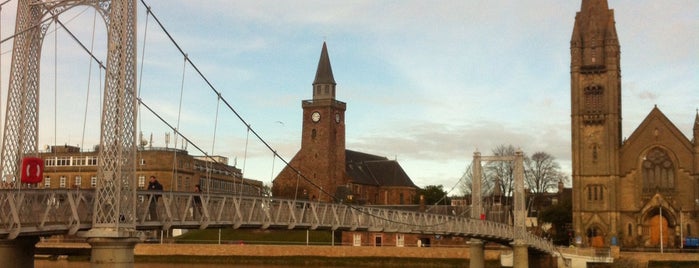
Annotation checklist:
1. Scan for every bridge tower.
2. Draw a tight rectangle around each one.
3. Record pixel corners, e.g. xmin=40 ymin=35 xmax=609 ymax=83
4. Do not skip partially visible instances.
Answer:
xmin=471 ymin=150 xmax=529 ymax=268
xmin=1 ymin=0 xmax=139 ymax=267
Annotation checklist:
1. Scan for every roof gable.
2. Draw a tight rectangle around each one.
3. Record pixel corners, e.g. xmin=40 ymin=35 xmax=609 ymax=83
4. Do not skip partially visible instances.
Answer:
xmin=620 ymin=106 xmax=694 ymax=174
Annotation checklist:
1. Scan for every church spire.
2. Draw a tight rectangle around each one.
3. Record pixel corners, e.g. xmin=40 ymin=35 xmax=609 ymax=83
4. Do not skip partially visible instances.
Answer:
xmin=312 ymin=42 xmax=337 ymax=100
xmin=571 ymin=0 xmax=618 ymax=69
xmin=693 ymin=109 xmax=699 ymax=140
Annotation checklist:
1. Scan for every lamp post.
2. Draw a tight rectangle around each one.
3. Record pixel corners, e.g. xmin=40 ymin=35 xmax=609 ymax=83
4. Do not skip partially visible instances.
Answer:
xmin=660 ymin=205 xmax=663 ymax=253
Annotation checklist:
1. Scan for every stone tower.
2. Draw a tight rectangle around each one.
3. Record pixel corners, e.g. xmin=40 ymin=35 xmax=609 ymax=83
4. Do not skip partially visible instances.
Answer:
xmin=570 ymin=0 xmax=622 ymax=244
xmin=272 ymin=42 xmax=348 ymax=202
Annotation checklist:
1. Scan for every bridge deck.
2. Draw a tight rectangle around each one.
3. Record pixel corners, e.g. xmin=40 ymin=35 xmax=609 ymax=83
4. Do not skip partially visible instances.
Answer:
xmin=0 ymin=189 xmax=556 ymax=254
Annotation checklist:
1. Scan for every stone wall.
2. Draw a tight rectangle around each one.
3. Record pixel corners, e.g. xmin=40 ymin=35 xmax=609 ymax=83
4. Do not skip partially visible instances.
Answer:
xmin=133 ymin=244 xmax=505 ymax=260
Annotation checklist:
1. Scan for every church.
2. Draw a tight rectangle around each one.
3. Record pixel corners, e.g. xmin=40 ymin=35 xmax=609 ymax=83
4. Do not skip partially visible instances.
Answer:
xmin=570 ymin=0 xmax=698 ymax=248
xmin=271 ymin=42 xmax=419 ymax=206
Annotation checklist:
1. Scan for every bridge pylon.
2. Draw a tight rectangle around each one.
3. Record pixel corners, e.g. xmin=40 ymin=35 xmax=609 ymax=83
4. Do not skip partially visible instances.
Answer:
xmin=2 ymin=0 xmax=139 ymax=267
xmin=471 ymin=150 xmax=532 ymax=268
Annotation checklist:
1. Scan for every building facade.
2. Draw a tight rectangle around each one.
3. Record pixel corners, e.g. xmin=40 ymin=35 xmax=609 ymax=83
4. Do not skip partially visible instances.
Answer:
xmin=37 ymin=145 xmax=263 ymax=195
xmin=570 ymin=0 xmax=698 ymax=248
xmin=271 ymin=42 xmax=419 ymax=205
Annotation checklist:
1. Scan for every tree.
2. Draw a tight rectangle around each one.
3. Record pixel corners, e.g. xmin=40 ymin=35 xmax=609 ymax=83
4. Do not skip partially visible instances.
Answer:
xmin=485 ymin=144 xmax=517 ymax=206
xmin=524 ymin=151 xmax=567 ymax=195
xmin=524 ymin=151 xmax=568 ymax=217
xmin=539 ymin=197 xmax=572 ymax=245
xmin=415 ymin=185 xmax=451 ymax=206
xmin=458 ymin=163 xmax=494 ymax=197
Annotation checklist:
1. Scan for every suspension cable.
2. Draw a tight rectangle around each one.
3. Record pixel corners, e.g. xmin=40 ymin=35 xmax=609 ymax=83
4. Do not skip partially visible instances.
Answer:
xmin=170 ymin=54 xmax=188 ymax=193
xmin=239 ymin=126 xmax=249 ymax=197
xmin=207 ymin=95 xmax=222 ymax=196
xmin=136 ymin=5 xmax=151 ymax=186
xmin=139 ymin=0 xmax=336 ymax=201
xmin=77 ymin=8 xmax=100 ymax=189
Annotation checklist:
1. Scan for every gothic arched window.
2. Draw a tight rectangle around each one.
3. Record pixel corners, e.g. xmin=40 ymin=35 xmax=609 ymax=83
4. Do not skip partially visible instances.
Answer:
xmin=642 ymin=148 xmax=675 ymax=192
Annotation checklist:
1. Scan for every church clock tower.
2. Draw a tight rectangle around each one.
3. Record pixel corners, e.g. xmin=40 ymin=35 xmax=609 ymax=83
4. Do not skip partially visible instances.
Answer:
xmin=570 ymin=0 xmax=621 ymax=244
xmin=272 ymin=42 xmax=347 ymax=202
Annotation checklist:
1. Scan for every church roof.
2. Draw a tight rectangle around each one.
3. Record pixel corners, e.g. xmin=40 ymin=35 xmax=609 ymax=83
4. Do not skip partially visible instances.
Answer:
xmin=623 ymin=106 xmax=693 ymax=149
xmin=312 ymin=42 xmax=336 ymax=85
xmin=345 ymin=150 xmax=417 ymax=188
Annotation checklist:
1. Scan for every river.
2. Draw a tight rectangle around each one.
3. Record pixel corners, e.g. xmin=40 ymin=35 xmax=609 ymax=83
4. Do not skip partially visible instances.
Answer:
xmin=35 ymin=260 xmax=330 ymax=268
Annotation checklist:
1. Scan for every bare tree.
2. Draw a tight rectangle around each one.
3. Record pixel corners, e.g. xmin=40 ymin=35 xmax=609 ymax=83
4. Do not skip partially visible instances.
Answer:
xmin=458 ymin=162 xmax=494 ymax=197
xmin=524 ymin=151 xmax=568 ymax=218
xmin=524 ymin=151 xmax=566 ymax=195
xmin=485 ymin=144 xmax=517 ymax=206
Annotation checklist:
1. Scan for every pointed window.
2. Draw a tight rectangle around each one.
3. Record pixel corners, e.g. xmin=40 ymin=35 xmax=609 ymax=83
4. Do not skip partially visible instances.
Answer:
xmin=642 ymin=147 xmax=675 ymax=193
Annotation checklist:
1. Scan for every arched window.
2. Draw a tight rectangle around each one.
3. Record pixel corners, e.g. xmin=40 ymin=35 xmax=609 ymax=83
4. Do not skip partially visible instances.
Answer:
xmin=642 ymin=148 xmax=675 ymax=192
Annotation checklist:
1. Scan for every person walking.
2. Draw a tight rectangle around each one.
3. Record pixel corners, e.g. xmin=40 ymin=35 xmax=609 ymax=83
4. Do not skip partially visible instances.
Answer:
xmin=193 ymin=184 xmax=202 ymax=220
xmin=147 ymin=176 xmax=163 ymax=221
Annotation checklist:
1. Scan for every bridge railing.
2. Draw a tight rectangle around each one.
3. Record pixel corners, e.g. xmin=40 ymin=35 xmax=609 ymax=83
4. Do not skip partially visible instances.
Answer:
xmin=0 ymin=189 xmax=557 ymax=254
xmin=0 ymin=189 xmax=94 ymax=239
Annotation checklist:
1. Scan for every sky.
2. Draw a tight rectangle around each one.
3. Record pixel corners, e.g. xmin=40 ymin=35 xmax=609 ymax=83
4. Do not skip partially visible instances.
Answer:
xmin=0 ymin=1 xmax=696 ymax=195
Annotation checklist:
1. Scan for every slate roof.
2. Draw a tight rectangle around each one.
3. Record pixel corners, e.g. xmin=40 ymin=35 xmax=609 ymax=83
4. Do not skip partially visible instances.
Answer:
xmin=312 ymin=42 xmax=336 ymax=85
xmin=345 ymin=149 xmax=417 ymax=188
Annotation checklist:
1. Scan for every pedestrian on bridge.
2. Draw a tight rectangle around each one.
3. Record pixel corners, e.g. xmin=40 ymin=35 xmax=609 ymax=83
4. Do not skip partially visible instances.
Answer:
xmin=148 ymin=176 xmax=163 ymax=220
xmin=193 ymin=184 xmax=202 ymax=219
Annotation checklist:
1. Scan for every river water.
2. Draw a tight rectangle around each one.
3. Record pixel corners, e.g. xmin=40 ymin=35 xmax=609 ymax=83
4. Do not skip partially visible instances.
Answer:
xmin=36 ymin=260 xmax=326 ymax=268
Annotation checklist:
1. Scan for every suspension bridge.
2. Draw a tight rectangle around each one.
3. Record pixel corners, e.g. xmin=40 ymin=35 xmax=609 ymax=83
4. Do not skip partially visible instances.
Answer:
xmin=0 ymin=1 xmax=564 ymax=268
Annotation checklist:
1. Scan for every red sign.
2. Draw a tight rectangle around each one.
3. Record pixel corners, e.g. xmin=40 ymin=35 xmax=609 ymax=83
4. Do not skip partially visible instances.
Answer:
xmin=21 ymin=157 xmax=44 ymax=184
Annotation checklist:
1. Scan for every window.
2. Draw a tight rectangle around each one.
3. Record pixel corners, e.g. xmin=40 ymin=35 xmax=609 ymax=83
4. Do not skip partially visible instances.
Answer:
xmin=586 ymin=184 xmax=604 ymax=201
xmin=87 ymin=157 xmax=98 ymax=166
xmin=56 ymin=157 xmax=70 ymax=166
xmin=140 ymin=159 xmax=145 ymax=165
xmin=73 ymin=157 xmax=85 ymax=166
xmin=583 ymin=85 xmax=604 ymax=125
xmin=59 ymin=176 xmax=66 ymax=188
xmin=353 ymin=233 xmax=362 ymax=246
xmin=91 ymin=176 xmax=97 ymax=188
xmin=44 ymin=177 xmax=51 ymax=188
xmin=396 ymin=234 xmax=404 ymax=247
xmin=138 ymin=175 xmax=145 ymax=189
xmin=642 ymin=147 xmax=675 ymax=192
xmin=74 ymin=176 xmax=82 ymax=187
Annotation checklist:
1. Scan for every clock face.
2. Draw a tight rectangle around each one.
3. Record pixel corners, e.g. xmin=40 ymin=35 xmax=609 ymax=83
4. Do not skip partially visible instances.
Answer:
xmin=311 ymin=111 xmax=321 ymax=123
xmin=335 ymin=113 xmax=341 ymax=123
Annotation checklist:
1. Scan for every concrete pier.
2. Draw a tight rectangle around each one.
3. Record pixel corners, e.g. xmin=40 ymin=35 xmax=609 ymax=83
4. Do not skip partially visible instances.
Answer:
xmin=469 ymin=238 xmax=485 ymax=268
xmin=0 ymin=236 xmax=39 ymax=268
xmin=512 ymin=240 xmax=529 ymax=268
xmin=87 ymin=237 xmax=140 ymax=268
